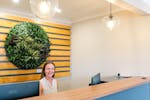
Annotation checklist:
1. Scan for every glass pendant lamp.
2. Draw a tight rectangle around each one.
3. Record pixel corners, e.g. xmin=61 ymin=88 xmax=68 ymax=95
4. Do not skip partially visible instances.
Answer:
xmin=29 ymin=0 xmax=60 ymax=19
xmin=103 ymin=1 xmax=120 ymax=30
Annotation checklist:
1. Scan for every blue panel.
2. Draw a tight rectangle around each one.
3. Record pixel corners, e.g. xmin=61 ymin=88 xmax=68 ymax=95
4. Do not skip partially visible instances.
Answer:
xmin=0 ymin=81 xmax=39 ymax=100
xmin=96 ymin=83 xmax=150 ymax=100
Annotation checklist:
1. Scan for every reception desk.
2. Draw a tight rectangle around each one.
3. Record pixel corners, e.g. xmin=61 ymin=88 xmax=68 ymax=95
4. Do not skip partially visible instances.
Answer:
xmin=22 ymin=77 xmax=150 ymax=100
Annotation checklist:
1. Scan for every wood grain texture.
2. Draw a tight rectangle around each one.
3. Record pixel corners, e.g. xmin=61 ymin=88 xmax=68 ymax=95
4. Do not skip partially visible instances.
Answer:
xmin=0 ymin=42 xmax=4 ymax=47
xmin=0 ymin=48 xmax=5 ymax=54
xmin=50 ymin=39 xmax=70 ymax=45
xmin=0 ymin=43 xmax=70 ymax=50
xmin=42 ymin=26 xmax=70 ymax=35
xmin=0 ymin=27 xmax=10 ymax=33
xmin=21 ymin=77 xmax=150 ymax=100
xmin=0 ymin=56 xmax=8 ymax=61
xmin=50 ymin=50 xmax=70 ymax=56
xmin=0 ymin=72 xmax=70 ymax=83
xmin=0 ymin=47 xmax=71 ymax=55
xmin=48 ymin=34 xmax=70 ymax=39
xmin=0 ymin=56 xmax=70 ymax=61
xmin=0 ymin=14 xmax=71 ymax=83
xmin=0 ymin=63 xmax=16 ymax=69
xmin=47 ymin=57 xmax=70 ymax=60
xmin=0 ymin=34 xmax=7 ymax=41
xmin=0 ymin=31 xmax=70 ymax=40
xmin=0 ymin=61 xmax=70 ymax=69
xmin=0 ymin=67 xmax=70 ymax=77
xmin=0 ymin=19 xmax=18 ymax=27
xmin=0 ymin=74 xmax=41 ymax=83
xmin=50 ymin=45 xmax=70 ymax=50
xmin=54 ymin=62 xmax=70 ymax=66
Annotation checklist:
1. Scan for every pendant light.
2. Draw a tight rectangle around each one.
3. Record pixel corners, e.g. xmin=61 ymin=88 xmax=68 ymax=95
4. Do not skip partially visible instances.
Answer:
xmin=103 ymin=1 xmax=120 ymax=30
xmin=29 ymin=0 xmax=61 ymax=19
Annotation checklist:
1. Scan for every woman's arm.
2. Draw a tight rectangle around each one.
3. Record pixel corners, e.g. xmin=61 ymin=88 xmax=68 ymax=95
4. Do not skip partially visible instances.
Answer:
xmin=39 ymin=81 xmax=43 ymax=96
xmin=56 ymin=80 xmax=58 ymax=91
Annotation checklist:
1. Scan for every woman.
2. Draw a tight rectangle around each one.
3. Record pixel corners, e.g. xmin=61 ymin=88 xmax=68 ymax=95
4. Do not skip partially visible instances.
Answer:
xmin=39 ymin=61 xmax=58 ymax=95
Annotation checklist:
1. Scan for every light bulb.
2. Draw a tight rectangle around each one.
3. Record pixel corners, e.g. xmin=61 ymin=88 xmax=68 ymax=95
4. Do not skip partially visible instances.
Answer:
xmin=55 ymin=7 xmax=62 ymax=13
xmin=39 ymin=1 xmax=50 ymax=14
xmin=102 ymin=15 xmax=120 ymax=30
xmin=30 ymin=0 xmax=59 ymax=19
xmin=12 ymin=0 xmax=19 ymax=3
xmin=106 ymin=19 xmax=115 ymax=30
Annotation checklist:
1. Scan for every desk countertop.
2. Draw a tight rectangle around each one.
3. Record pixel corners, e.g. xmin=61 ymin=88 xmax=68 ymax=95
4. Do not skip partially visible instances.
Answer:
xmin=21 ymin=77 xmax=150 ymax=100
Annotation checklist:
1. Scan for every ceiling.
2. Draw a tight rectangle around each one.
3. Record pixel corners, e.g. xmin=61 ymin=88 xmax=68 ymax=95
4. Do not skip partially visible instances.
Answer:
xmin=0 ymin=0 xmax=149 ymax=24
xmin=0 ymin=0 xmax=122 ymax=24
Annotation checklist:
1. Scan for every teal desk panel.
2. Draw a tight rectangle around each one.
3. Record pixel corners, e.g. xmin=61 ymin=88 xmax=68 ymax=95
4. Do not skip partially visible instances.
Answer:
xmin=96 ymin=83 xmax=150 ymax=100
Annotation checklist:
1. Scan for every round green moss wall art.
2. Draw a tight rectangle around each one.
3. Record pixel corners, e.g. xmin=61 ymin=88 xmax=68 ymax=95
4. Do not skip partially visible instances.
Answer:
xmin=5 ymin=22 xmax=50 ymax=69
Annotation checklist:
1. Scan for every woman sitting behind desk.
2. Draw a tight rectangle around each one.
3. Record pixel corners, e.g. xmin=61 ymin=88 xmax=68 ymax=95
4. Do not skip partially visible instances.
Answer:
xmin=39 ymin=61 xmax=58 ymax=95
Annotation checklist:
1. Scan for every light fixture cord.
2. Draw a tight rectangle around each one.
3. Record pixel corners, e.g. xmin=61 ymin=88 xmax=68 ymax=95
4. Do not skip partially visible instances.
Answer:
xmin=109 ymin=2 xmax=113 ymax=19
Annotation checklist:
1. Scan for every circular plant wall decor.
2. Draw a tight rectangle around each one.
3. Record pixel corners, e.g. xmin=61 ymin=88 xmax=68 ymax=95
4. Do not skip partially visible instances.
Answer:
xmin=5 ymin=22 xmax=50 ymax=69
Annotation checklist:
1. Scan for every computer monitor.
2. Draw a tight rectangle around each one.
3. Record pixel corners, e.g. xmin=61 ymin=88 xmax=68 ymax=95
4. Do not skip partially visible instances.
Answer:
xmin=0 ymin=81 xmax=39 ymax=100
xmin=90 ymin=73 xmax=101 ymax=85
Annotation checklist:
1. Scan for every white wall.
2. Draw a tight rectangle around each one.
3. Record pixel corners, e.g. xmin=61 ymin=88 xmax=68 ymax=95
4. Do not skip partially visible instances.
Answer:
xmin=70 ymin=11 xmax=150 ymax=87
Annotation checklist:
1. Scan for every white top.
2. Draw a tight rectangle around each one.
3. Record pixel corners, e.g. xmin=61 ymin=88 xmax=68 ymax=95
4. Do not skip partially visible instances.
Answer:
xmin=40 ymin=77 xmax=57 ymax=95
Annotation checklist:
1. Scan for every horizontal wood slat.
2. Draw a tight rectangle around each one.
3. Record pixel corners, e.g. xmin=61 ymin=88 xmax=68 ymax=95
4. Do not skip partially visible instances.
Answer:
xmin=0 ymin=34 xmax=7 ymax=41
xmin=0 ymin=63 xmax=17 ymax=69
xmin=50 ymin=39 xmax=70 ymax=45
xmin=47 ymin=57 xmax=70 ymax=61
xmin=48 ymin=33 xmax=70 ymax=40
xmin=0 ymin=56 xmax=8 ymax=61
xmin=50 ymin=50 xmax=70 ymax=56
xmin=0 ymin=48 xmax=5 ymax=54
xmin=0 ymin=36 xmax=70 ymax=46
xmin=54 ymin=62 xmax=70 ymax=66
xmin=0 ymin=69 xmax=37 ymax=75
xmin=0 ymin=48 xmax=70 ymax=56
xmin=50 ymin=45 xmax=70 ymax=50
xmin=0 ymin=27 xmax=9 ymax=33
xmin=42 ymin=26 xmax=70 ymax=35
xmin=0 ymin=62 xmax=44 ymax=69
xmin=0 ymin=42 xmax=4 ymax=47
xmin=55 ymin=67 xmax=70 ymax=71
xmin=0 ymin=72 xmax=70 ymax=83
xmin=0 ymin=19 xmax=18 ymax=27
xmin=0 ymin=31 xmax=70 ymax=40
xmin=0 ymin=14 xmax=71 ymax=29
xmin=0 ymin=74 xmax=41 ymax=84
xmin=37 ymin=22 xmax=71 ymax=30
xmin=0 ymin=67 xmax=70 ymax=76
xmin=0 ymin=56 xmax=70 ymax=61
xmin=0 ymin=61 xmax=70 ymax=69
xmin=55 ymin=72 xmax=70 ymax=78
xmin=0 ymin=42 xmax=70 ymax=50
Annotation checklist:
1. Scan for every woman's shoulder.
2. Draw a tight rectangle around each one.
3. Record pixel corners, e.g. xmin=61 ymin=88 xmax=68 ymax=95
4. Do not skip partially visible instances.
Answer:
xmin=52 ymin=78 xmax=57 ymax=87
xmin=52 ymin=78 xmax=57 ymax=84
xmin=53 ymin=78 xmax=57 ymax=82
xmin=40 ymin=77 xmax=46 ymax=82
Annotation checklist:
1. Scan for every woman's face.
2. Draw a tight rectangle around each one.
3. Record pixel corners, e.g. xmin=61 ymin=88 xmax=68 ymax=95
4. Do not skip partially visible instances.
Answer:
xmin=45 ymin=63 xmax=55 ymax=78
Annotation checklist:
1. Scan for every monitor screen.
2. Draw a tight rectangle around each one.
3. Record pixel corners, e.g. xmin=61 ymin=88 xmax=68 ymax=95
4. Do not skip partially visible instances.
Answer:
xmin=0 ymin=81 xmax=39 ymax=100
xmin=91 ymin=73 xmax=101 ymax=85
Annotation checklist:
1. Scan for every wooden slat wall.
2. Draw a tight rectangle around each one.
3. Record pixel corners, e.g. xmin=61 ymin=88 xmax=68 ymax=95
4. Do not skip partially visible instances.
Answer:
xmin=0 ymin=14 xmax=71 ymax=84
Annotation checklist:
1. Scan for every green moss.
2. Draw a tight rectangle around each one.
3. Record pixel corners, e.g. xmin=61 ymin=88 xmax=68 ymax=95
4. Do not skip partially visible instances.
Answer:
xmin=5 ymin=22 xmax=50 ymax=69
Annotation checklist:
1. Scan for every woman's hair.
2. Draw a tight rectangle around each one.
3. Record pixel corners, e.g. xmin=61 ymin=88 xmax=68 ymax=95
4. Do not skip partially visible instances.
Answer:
xmin=41 ymin=61 xmax=55 ymax=78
